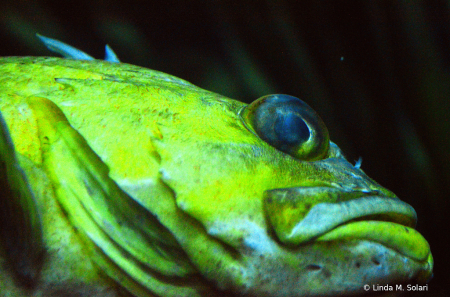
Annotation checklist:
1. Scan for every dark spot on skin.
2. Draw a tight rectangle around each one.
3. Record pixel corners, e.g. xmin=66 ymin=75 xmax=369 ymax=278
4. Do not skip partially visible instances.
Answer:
xmin=371 ymin=257 xmax=381 ymax=265
xmin=227 ymin=121 xmax=241 ymax=131
xmin=266 ymin=197 xmax=272 ymax=204
xmin=306 ymin=264 xmax=322 ymax=271
xmin=355 ymin=262 xmax=361 ymax=268
xmin=323 ymin=268 xmax=332 ymax=278
xmin=42 ymin=136 xmax=50 ymax=145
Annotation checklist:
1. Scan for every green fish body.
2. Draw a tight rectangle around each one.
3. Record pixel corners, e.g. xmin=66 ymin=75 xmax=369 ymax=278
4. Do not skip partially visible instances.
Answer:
xmin=0 ymin=37 xmax=433 ymax=296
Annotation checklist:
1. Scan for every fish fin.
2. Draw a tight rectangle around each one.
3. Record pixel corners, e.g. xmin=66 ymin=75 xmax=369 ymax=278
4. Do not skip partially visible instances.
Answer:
xmin=0 ymin=112 xmax=44 ymax=287
xmin=36 ymin=33 xmax=95 ymax=61
xmin=104 ymin=44 xmax=120 ymax=63
xmin=37 ymin=34 xmax=121 ymax=63
xmin=354 ymin=157 xmax=362 ymax=169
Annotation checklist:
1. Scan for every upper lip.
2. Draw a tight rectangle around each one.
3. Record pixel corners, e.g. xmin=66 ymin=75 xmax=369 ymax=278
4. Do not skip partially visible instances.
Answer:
xmin=264 ymin=188 xmax=417 ymax=246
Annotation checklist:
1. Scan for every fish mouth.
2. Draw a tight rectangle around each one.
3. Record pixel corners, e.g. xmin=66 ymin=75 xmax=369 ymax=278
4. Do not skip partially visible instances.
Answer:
xmin=264 ymin=187 xmax=433 ymax=280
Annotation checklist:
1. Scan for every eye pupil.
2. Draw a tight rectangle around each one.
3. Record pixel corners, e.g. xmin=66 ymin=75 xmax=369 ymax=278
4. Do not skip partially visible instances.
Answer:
xmin=275 ymin=113 xmax=310 ymax=146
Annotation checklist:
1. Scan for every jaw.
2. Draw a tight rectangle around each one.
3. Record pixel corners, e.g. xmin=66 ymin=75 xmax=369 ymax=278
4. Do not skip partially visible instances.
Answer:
xmin=227 ymin=194 xmax=433 ymax=296
xmin=201 ymin=192 xmax=432 ymax=296
xmin=231 ymin=238 xmax=432 ymax=297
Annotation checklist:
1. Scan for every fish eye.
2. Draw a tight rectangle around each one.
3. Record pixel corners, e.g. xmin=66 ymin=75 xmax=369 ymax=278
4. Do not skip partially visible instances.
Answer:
xmin=239 ymin=94 xmax=330 ymax=161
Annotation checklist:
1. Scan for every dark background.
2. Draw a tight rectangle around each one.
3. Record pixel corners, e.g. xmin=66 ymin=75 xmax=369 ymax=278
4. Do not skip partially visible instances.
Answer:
xmin=0 ymin=1 xmax=448 ymax=296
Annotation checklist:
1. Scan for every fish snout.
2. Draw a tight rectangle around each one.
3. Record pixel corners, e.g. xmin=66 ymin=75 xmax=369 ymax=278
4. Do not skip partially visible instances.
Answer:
xmin=265 ymin=186 xmax=433 ymax=268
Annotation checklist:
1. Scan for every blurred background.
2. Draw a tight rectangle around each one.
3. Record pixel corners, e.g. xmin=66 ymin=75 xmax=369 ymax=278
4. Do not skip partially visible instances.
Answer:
xmin=0 ymin=0 xmax=448 ymax=296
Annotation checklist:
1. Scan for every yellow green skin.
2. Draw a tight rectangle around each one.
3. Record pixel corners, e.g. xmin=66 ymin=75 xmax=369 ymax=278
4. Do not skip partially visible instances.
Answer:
xmin=0 ymin=57 xmax=433 ymax=296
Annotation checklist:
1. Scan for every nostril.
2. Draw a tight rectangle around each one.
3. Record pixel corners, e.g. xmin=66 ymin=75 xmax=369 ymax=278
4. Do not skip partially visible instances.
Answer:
xmin=371 ymin=256 xmax=381 ymax=265
xmin=305 ymin=264 xmax=322 ymax=271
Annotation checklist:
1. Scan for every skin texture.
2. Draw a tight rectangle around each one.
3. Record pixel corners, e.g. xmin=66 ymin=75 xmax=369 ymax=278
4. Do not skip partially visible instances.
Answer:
xmin=0 ymin=52 xmax=433 ymax=296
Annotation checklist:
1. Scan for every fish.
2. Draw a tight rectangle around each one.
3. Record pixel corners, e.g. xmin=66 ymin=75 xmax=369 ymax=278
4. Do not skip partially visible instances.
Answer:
xmin=0 ymin=35 xmax=433 ymax=296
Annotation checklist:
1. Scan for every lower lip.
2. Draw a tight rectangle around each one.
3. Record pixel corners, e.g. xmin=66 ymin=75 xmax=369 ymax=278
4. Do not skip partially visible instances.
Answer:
xmin=315 ymin=220 xmax=430 ymax=262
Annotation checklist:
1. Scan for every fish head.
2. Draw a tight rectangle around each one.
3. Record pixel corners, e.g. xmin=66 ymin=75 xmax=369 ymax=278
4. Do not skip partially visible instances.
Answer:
xmin=154 ymin=94 xmax=433 ymax=296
